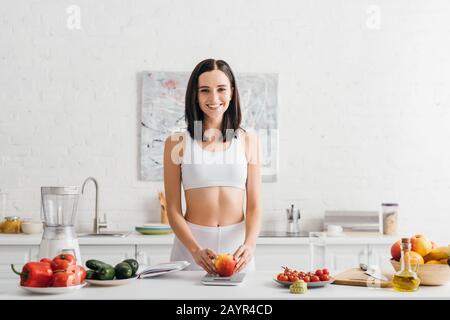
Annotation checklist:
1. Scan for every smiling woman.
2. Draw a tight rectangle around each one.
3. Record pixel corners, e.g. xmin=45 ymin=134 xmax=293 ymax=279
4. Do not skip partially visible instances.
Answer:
xmin=185 ymin=59 xmax=241 ymax=143
xmin=198 ymin=79 xmax=233 ymax=119
xmin=163 ymin=58 xmax=262 ymax=275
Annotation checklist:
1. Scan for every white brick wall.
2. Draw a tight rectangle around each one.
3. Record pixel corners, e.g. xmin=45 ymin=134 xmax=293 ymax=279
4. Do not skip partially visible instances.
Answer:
xmin=1 ymin=0 xmax=450 ymax=243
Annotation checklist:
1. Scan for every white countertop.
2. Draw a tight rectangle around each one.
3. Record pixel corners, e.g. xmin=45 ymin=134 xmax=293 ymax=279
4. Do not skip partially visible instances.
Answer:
xmin=0 ymin=232 xmax=175 ymax=245
xmin=0 ymin=232 xmax=397 ymax=246
xmin=1 ymin=271 xmax=449 ymax=300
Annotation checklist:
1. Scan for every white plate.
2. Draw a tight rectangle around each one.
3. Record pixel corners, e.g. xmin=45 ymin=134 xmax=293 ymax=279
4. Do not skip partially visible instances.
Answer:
xmin=139 ymin=223 xmax=171 ymax=229
xmin=85 ymin=275 xmax=138 ymax=286
xmin=20 ymin=282 xmax=86 ymax=294
xmin=135 ymin=227 xmax=172 ymax=235
xmin=273 ymin=276 xmax=334 ymax=288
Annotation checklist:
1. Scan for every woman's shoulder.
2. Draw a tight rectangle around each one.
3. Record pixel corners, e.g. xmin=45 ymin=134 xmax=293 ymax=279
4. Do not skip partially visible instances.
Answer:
xmin=237 ymin=128 xmax=259 ymax=164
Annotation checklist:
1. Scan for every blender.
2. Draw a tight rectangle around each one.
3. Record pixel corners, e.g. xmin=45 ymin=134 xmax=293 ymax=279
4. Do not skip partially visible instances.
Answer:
xmin=39 ymin=186 xmax=82 ymax=263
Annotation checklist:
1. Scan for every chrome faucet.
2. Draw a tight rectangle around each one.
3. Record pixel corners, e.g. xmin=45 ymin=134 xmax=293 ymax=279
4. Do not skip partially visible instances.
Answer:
xmin=81 ymin=177 xmax=107 ymax=234
xmin=286 ymin=204 xmax=301 ymax=234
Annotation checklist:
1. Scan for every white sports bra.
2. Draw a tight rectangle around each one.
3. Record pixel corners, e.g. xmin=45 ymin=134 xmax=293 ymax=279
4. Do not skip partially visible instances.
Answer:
xmin=181 ymin=130 xmax=248 ymax=191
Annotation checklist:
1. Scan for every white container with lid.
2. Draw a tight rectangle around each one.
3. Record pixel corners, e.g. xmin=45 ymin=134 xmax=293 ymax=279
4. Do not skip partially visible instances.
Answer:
xmin=382 ymin=203 xmax=398 ymax=235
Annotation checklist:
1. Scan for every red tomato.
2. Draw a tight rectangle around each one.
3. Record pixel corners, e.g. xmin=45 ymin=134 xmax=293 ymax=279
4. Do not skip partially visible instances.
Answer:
xmin=67 ymin=265 xmax=87 ymax=285
xmin=315 ymin=269 xmax=323 ymax=276
xmin=311 ymin=275 xmax=320 ymax=282
xmin=51 ymin=254 xmax=76 ymax=271
xmin=52 ymin=270 xmax=77 ymax=287
xmin=322 ymin=268 xmax=329 ymax=275
xmin=303 ymin=276 xmax=310 ymax=282
xmin=291 ymin=272 xmax=298 ymax=277
xmin=278 ymin=274 xmax=289 ymax=282
xmin=320 ymin=274 xmax=331 ymax=281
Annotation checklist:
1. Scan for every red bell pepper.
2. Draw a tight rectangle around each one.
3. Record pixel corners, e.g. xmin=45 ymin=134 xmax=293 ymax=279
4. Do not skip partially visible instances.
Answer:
xmin=11 ymin=262 xmax=53 ymax=287
xmin=52 ymin=270 xmax=77 ymax=287
xmin=51 ymin=254 xmax=76 ymax=271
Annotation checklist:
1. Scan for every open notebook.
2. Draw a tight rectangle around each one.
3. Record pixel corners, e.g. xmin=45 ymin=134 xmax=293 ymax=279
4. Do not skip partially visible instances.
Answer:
xmin=137 ymin=261 xmax=190 ymax=278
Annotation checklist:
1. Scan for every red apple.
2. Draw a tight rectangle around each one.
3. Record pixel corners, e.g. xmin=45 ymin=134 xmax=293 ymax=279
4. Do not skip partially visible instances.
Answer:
xmin=410 ymin=234 xmax=432 ymax=257
xmin=214 ymin=254 xmax=237 ymax=277
xmin=391 ymin=240 xmax=402 ymax=261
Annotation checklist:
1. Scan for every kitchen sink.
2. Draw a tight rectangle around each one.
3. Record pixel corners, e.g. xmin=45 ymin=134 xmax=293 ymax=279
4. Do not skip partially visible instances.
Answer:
xmin=77 ymin=231 xmax=130 ymax=238
xmin=259 ymin=230 xmax=309 ymax=238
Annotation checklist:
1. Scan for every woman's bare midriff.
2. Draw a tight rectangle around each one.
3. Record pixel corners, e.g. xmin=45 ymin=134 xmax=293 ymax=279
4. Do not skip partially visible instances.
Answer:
xmin=184 ymin=186 xmax=245 ymax=227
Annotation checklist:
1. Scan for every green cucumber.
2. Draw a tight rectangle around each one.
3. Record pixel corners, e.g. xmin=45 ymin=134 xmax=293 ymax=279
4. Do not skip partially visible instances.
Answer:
xmin=86 ymin=259 xmax=115 ymax=280
xmin=85 ymin=259 xmax=109 ymax=271
xmin=122 ymin=259 xmax=139 ymax=275
xmin=97 ymin=265 xmax=115 ymax=280
xmin=86 ymin=269 xmax=98 ymax=280
xmin=115 ymin=262 xmax=133 ymax=279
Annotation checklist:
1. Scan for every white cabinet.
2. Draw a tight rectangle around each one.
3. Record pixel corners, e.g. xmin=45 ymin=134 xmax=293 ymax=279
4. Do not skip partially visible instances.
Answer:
xmin=255 ymin=244 xmax=317 ymax=271
xmin=0 ymin=246 xmax=40 ymax=279
xmin=80 ymin=245 xmax=136 ymax=265
xmin=136 ymin=245 xmax=172 ymax=266
xmin=325 ymin=244 xmax=369 ymax=271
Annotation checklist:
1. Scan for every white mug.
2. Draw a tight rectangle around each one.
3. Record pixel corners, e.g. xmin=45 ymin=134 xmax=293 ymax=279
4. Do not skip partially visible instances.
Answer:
xmin=327 ymin=225 xmax=343 ymax=235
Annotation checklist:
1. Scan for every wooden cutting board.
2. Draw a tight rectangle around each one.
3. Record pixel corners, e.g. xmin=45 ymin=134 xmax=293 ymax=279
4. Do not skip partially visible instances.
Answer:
xmin=332 ymin=268 xmax=393 ymax=288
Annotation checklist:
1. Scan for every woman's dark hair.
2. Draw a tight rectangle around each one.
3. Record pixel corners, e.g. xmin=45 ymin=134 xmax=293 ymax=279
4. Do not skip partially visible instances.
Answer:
xmin=185 ymin=59 xmax=242 ymax=142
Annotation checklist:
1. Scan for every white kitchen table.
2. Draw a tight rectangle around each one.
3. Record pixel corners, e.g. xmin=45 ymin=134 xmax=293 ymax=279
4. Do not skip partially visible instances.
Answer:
xmin=1 ymin=271 xmax=449 ymax=300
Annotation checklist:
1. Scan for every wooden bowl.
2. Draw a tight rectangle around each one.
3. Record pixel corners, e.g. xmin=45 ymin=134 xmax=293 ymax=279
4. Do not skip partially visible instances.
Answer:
xmin=390 ymin=259 xmax=450 ymax=286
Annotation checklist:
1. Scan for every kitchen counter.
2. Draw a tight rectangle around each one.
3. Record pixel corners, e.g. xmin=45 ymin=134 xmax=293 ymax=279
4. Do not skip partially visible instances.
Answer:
xmin=0 ymin=232 xmax=175 ymax=245
xmin=1 ymin=271 xmax=449 ymax=300
xmin=0 ymin=232 xmax=398 ymax=245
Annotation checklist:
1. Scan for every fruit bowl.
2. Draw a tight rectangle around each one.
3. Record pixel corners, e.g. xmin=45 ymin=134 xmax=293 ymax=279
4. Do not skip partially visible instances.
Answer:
xmin=390 ymin=259 xmax=450 ymax=286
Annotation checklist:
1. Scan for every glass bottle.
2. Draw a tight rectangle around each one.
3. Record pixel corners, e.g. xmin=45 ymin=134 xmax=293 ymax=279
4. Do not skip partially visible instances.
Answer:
xmin=2 ymin=216 xmax=22 ymax=234
xmin=392 ymin=238 xmax=421 ymax=292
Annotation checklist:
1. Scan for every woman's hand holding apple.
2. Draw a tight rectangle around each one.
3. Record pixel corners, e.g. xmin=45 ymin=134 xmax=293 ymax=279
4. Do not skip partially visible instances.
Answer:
xmin=192 ymin=248 xmax=217 ymax=274
xmin=233 ymin=244 xmax=255 ymax=273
